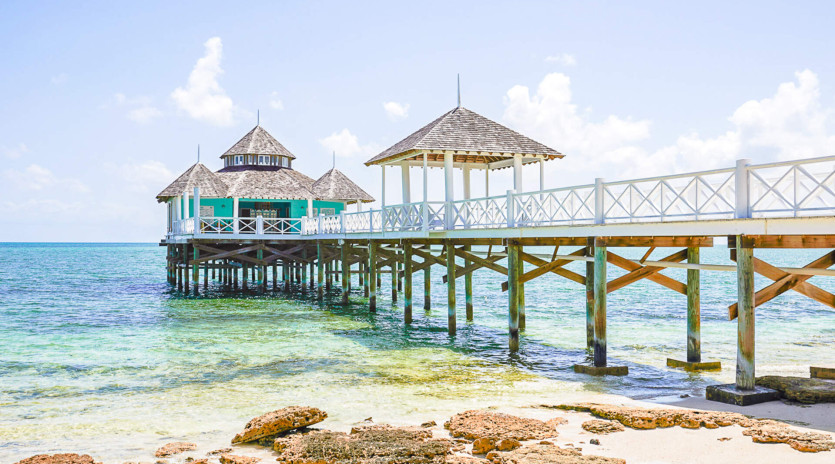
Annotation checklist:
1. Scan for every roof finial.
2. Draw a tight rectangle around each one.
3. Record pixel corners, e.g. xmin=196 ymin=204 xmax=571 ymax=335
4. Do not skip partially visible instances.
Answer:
xmin=197 ymin=144 xmax=200 ymax=163
xmin=257 ymin=109 xmax=260 ymax=126
xmin=457 ymin=74 xmax=461 ymax=108
xmin=333 ymin=151 xmax=336 ymax=170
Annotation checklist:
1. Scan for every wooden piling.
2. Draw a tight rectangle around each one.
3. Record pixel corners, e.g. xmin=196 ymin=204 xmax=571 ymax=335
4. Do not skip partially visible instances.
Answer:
xmin=273 ymin=262 xmax=278 ymax=290
xmin=258 ymin=249 xmax=266 ymax=292
xmin=736 ymin=237 xmax=755 ymax=390
xmin=593 ymin=243 xmax=607 ymax=367
xmin=404 ymin=242 xmax=413 ymax=324
xmin=424 ymin=245 xmax=431 ymax=311
xmin=317 ymin=242 xmax=325 ymax=300
xmin=446 ymin=241 xmax=456 ymax=335
xmin=687 ymin=247 xmax=701 ymax=363
xmin=369 ymin=241 xmax=377 ymax=312
xmin=341 ymin=242 xmax=349 ymax=304
xmin=391 ymin=251 xmax=398 ymax=303
xmin=243 ymin=263 xmax=248 ymax=290
xmin=233 ymin=266 xmax=238 ymax=290
xmin=362 ymin=260 xmax=369 ymax=297
xmin=465 ymin=245 xmax=473 ymax=321
xmin=585 ymin=252 xmax=594 ymax=350
xmin=203 ymin=262 xmax=208 ymax=289
xmin=507 ymin=241 xmax=521 ymax=352
xmin=184 ymin=245 xmax=190 ymax=293
xmin=301 ymin=250 xmax=308 ymax=293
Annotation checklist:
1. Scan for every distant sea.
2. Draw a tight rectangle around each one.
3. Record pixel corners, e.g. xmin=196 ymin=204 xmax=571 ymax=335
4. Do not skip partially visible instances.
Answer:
xmin=1 ymin=242 xmax=833 ymax=462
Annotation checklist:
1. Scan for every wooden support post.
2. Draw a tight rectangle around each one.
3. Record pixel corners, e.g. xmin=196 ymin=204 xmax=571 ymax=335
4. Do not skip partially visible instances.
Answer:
xmin=258 ymin=249 xmax=265 ymax=292
xmin=273 ymin=262 xmax=278 ymax=290
xmin=184 ymin=245 xmax=190 ymax=293
xmin=736 ymin=239 xmax=755 ymax=390
xmin=341 ymin=242 xmax=349 ymax=304
xmin=203 ymin=262 xmax=208 ymax=289
xmin=233 ymin=266 xmax=238 ymax=290
xmin=446 ymin=241 xmax=456 ymax=335
xmin=369 ymin=241 xmax=377 ymax=312
xmin=327 ymin=259 xmax=333 ymax=290
xmin=243 ymin=262 xmax=248 ymax=290
xmin=302 ymin=250 xmax=308 ymax=293
xmin=317 ymin=242 xmax=324 ymax=301
xmin=519 ymin=281 xmax=525 ymax=331
xmin=507 ymin=242 xmax=521 ymax=352
xmin=404 ymin=242 xmax=413 ymax=324
xmin=687 ymin=247 xmax=701 ymax=363
xmin=424 ymin=245 xmax=431 ymax=311
xmin=192 ymin=245 xmax=199 ymax=295
xmin=465 ymin=245 xmax=473 ymax=321
xmin=593 ymin=244 xmax=607 ymax=367
xmin=391 ymin=253 xmax=398 ymax=303
xmin=585 ymin=247 xmax=594 ymax=350
xmin=362 ymin=260 xmax=369 ymax=297
xmin=285 ymin=260 xmax=291 ymax=292
xmin=397 ymin=258 xmax=403 ymax=292
xmin=309 ymin=261 xmax=314 ymax=290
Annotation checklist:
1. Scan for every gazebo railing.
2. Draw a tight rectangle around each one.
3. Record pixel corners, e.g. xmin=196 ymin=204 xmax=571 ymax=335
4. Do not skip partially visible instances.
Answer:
xmin=170 ymin=155 xmax=835 ymax=238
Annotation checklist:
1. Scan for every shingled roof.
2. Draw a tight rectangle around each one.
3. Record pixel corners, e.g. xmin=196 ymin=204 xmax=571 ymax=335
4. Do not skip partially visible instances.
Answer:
xmin=216 ymin=168 xmax=315 ymax=200
xmin=156 ymin=163 xmax=228 ymax=202
xmin=313 ymin=168 xmax=375 ymax=204
xmin=221 ymin=125 xmax=296 ymax=159
xmin=365 ymin=107 xmax=562 ymax=166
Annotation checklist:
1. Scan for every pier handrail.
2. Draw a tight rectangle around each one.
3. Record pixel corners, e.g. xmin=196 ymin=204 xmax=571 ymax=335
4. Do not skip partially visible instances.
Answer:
xmin=170 ymin=154 xmax=835 ymax=238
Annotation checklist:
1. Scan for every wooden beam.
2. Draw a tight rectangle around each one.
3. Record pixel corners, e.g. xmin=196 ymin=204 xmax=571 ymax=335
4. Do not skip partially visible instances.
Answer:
xmin=606 ymin=249 xmax=688 ymax=293
xmin=729 ymin=234 xmax=835 ymax=249
xmin=596 ymin=236 xmax=714 ymax=247
xmin=518 ymin=251 xmax=586 ymax=286
xmin=606 ymin=251 xmax=687 ymax=295
xmin=502 ymin=247 xmax=588 ymax=291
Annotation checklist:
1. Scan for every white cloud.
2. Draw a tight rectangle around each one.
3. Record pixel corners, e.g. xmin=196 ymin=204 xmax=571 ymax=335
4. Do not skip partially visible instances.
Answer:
xmin=270 ymin=91 xmax=284 ymax=110
xmin=171 ymin=37 xmax=238 ymax=126
xmin=111 ymin=160 xmax=173 ymax=193
xmin=319 ymin=129 xmax=379 ymax=158
xmin=51 ymin=73 xmax=68 ymax=85
xmin=107 ymin=93 xmax=162 ymax=124
xmin=2 ymin=143 xmax=28 ymax=159
xmin=544 ymin=53 xmax=577 ymax=66
xmin=383 ymin=101 xmax=410 ymax=120
xmin=502 ymin=70 xmax=835 ymax=183
xmin=2 ymin=164 xmax=89 ymax=193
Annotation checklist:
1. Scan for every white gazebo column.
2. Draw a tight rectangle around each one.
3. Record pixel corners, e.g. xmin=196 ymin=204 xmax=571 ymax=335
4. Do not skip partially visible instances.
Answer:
xmin=181 ymin=190 xmax=189 ymax=219
xmin=381 ymin=165 xmax=386 ymax=208
xmin=444 ymin=152 xmax=454 ymax=229
xmin=485 ymin=169 xmax=490 ymax=197
xmin=513 ymin=155 xmax=523 ymax=192
xmin=193 ymin=187 xmax=201 ymax=234
xmin=539 ymin=159 xmax=545 ymax=191
xmin=401 ymin=161 xmax=411 ymax=204
xmin=233 ymin=197 xmax=240 ymax=234
xmin=462 ymin=166 xmax=471 ymax=227
xmin=422 ymin=154 xmax=428 ymax=201
xmin=306 ymin=197 xmax=313 ymax=217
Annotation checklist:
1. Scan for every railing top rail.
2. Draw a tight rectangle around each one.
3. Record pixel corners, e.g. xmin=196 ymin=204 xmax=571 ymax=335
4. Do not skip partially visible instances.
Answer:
xmin=603 ymin=167 xmax=735 ymax=187
xmin=748 ymin=154 xmax=835 ymax=170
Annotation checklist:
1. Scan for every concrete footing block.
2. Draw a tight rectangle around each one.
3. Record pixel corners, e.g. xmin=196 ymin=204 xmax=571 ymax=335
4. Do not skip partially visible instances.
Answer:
xmin=573 ymin=364 xmax=628 ymax=376
xmin=810 ymin=366 xmax=835 ymax=380
xmin=666 ymin=358 xmax=722 ymax=371
xmin=706 ymin=384 xmax=779 ymax=406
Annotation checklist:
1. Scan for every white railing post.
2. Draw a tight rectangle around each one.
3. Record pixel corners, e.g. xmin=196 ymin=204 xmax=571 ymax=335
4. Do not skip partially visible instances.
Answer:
xmin=735 ymin=158 xmax=751 ymax=218
xmin=256 ymin=215 xmax=264 ymax=235
xmin=422 ymin=202 xmax=429 ymax=232
xmin=193 ymin=187 xmax=200 ymax=235
xmin=594 ymin=178 xmax=605 ymax=224
xmin=506 ymin=189 xmax=516 ymax=228
xmin=318 ymin=213 xmax=324 ymax=235
xmin=340 ymin=210 xmax=346 ymax=234
xmin=232 ymin=197 xmax=239 ymax=234
xmin=369 ymin=210 xmax=374 ymax=233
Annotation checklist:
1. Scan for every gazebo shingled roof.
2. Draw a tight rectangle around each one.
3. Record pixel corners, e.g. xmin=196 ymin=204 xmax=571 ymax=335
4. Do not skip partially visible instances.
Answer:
xmin=312 ymin=168 xmax=375 ymax=204
xmin=156 ymin=163 xmax=228 ymax=202
xmin=222 ymin=125 xmax=296 ymax=159
xmin=216 ymin=169 xmax=315 ymax=200
xmin=365 ymin=106 xmax=563 ymax=168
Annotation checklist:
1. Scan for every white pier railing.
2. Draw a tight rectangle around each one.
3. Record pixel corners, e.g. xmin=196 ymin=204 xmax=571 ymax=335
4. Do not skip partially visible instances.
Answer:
xmin=168 ymin=155 xmax=835 ymax=239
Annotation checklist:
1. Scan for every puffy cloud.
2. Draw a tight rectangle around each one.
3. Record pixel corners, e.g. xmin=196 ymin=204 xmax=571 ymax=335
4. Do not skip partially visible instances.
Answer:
xmin=2 ymin=142 xmax=28 ymax=159
xmin=383 ymin=101 xmax=410 ymax=120
xmin=502 ymin=70 xmax=835 ymax=183
xmin=2 ymin=164 xmax=89 ymax=193
xmin=112 ymin=160 xmax=173 ymax=193
xmin=269 ymin=91 xmax=284 ymax=110
xmin=107 ymin=93 xmax=162 ymax=124
xmin=319 ymin=129 xmax=379 ymax=158
xmin=544 ymin=53 xmax=577 ymax=66
xmin=171 ymin=37 xmax=238 ymax=126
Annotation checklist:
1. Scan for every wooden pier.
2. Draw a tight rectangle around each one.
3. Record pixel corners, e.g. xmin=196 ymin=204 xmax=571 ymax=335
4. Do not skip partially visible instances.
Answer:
xmin=160 ymin=107 xmax=835 ymax=406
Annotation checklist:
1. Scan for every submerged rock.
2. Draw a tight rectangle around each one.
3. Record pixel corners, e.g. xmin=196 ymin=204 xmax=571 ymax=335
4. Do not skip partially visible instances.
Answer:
xmin=154 ymin=442 xmax=197 ymax=458
xmin=556 ymin=403 xmax=753 ymax=430
xmin=445 ymin=410 xmax=556 ymax=441
xmin=486 ymin=443 xmax=624 ymax=464
xmin=581 ymin=420 xmax=624 ymax=435
xmin=274 ymin=424 xmax=452 ymax=463
xmin=15 ymin=454 xmax=101 ymax=464
xmin=743 ymin=420 xmax=835 ymax=452
xmin=756 ymin=376 xmax=835 ymax=404
xmin=232 ymin=406 xmax=327 ymax=444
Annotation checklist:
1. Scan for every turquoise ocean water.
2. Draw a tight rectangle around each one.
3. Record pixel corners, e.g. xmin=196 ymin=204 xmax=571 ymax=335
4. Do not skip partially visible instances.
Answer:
xmin=1 ymin=242 xmax=834 ymax=462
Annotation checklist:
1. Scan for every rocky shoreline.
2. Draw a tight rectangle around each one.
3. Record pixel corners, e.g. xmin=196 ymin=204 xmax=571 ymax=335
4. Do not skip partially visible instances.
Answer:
xmin=14 ymin=403 xmax=835 ymax=464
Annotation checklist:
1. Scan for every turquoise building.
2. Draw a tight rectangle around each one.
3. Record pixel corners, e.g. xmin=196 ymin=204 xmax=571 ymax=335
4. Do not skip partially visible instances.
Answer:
xmin=157 ymin=125 xmax=373 ymax=235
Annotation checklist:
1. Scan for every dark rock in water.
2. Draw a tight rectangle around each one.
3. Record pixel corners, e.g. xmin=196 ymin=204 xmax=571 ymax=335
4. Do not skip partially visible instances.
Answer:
xmin=207 ymin=448 xmax=232 ymax=455
xmin=756 ymin=376 xmax=835 ymax=404
xmin=445 ymin=410 xmax=556 ymax=441
xmin=154 ymin=442 xmax=197 ymax=458
xmin=486 ymin=443 xmax=623 ymax=463
xmin=15 ymin=454 xmax=101 ymax=464
xmin=422 ymin=420 xmax=438 ymax=428
xmin=589 ymin=439 xmax=600 ymax=445
xmin=232 ymin=406 xmax=327 ymax=444
xmin=581 ymin=420 xmax=624 ymax=435
xmin=219 ymin=455 xmax=261 ymax=464
xmin=274 ymin=424 xmax=452 ymax=463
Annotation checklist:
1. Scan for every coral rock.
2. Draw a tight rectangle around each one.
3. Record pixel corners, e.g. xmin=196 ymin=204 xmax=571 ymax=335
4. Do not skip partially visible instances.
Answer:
xmin=446 ymin=410 xmax=556 ymax=441
xmin=472 ymin=437 xmax=498 ymax=454
xmin=743 ymin=420 xmax=835 ymax=453
xmin=556 ymin=403 xmax=753 ymax=430
xmin=486 ymin=443 xmax=625 ymax=464
xmin=15 ymin=455 xmax=101 ymax=464
xmin=545 ymin=417 xmax=568 ymax=429
xmin=232 ymin=406 xmax=327 ymax=444
xmin=581 ymin=420 xmax=625 ymax=435
xmin=495 ymin=439 xmax=521 ymax=451
xmin=154 ymin=443 xmax=197 ymax=458
xmin=219 ymin=455 xmax=260 ymax=464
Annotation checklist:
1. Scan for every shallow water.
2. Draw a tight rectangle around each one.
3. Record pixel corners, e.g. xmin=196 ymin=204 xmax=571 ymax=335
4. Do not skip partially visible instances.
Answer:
xmin=0 ymin=242 xmax=833 ymax=462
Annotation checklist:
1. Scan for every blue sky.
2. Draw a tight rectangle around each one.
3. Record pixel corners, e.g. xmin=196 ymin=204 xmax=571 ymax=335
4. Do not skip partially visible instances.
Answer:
xmin=2 ymin=1 xmax=834 ymax=241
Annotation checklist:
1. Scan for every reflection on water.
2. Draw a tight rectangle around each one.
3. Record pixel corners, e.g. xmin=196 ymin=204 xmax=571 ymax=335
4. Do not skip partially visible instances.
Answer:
xmin=0 ymin=243 xmax=833 ymax=462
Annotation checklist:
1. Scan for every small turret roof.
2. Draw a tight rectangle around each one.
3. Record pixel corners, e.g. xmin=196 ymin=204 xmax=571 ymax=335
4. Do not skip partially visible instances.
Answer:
xmin=156 ymin=163 xmax=228 ymax=202
xmin=221 ymin=125 xmax=296 ymax=159
xmin=312 ymin=168 xmax=375 ymax=204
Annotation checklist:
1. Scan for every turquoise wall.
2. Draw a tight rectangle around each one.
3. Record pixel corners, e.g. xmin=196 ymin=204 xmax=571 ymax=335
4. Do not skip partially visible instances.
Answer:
xmin=176 ymin=198 xmax=345 ymax=218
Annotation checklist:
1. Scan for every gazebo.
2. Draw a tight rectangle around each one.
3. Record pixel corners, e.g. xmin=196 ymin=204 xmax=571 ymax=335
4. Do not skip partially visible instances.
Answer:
xmin=312 ymin=168 xmax=375 ymax=211
xmin=365 ymin=106 xmax=563 ymax=227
